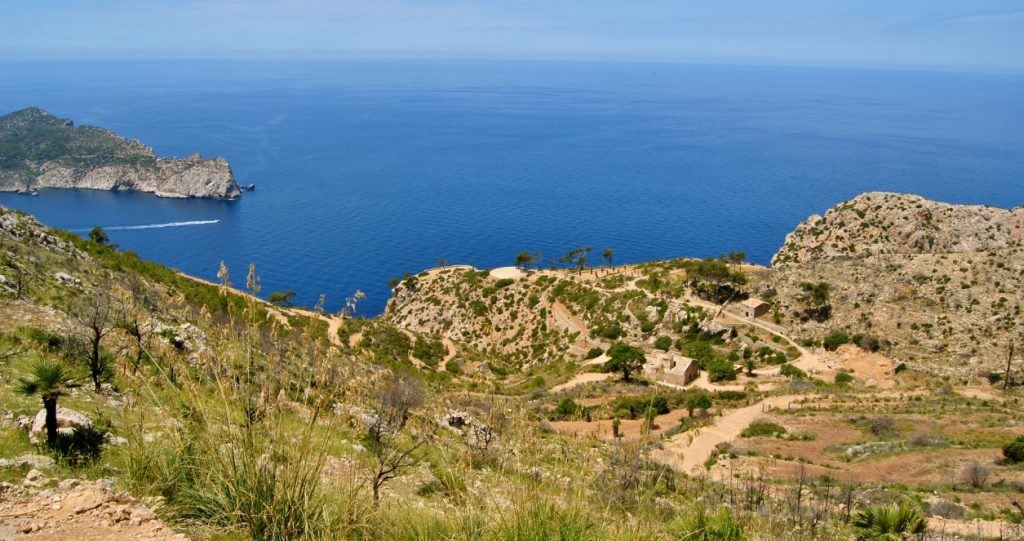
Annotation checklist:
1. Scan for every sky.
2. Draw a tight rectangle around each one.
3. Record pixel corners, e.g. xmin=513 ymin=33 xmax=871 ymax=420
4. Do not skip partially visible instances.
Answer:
xmin=1 ymin=0 xmax=1023 ymax=72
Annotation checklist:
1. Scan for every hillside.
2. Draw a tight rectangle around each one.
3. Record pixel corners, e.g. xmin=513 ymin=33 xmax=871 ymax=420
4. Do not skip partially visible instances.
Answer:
xmin=771 ymin=192 xmax=1024 ymax=374
xmin=0 ymin=108 xmax=241 ymax=199
xmin=2 ymin=198 xmax=1024 ymax=540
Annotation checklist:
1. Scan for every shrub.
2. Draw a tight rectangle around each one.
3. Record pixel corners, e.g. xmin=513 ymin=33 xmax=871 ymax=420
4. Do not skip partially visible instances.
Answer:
xmin=598 ymin=324 xmax=623 ymax=340
xmin=585 ymin=347 xmax=604 ymax=359
xmin=927 ymin=499 xmax=965 ymax=519
xmin=835 ymin=372 xmax=854 ymax=384
xmin=869 ymin=416 xmax=895 ymax=436
xmin=1002 ymin=436 xmax=1024 ymax=463
xmin=639 ymin=320 xmax=656 ymax=334
xmin=654 ymin=336 xmax=672 ymax=351
xmin=51 ymin=423 xmax=108 ymax=466
xmin=779 ymin=363 xmax=806 ymax=379
xmin=852 ymin=333 xmax=881 ymax=352
xmin=707 ymin=359 xmax=737 ymax=382
xmin=670 ymin=505 xmax=745 ymax=540
xmin=412 ymin=337 xmax=446 ymax=367
xmin=823 ymin=330 xmax=851 ymax=351
xmin=741 ymin=420 xmax=786 ymax=438
xmin=852 ymin=502 xmax=926 ymax=539
xmin=962 ymin=460 xmax=992 ymax=489
xmin=444 ymin=359 xmax=462 ymax=375
xmin=362 ymin=324 xmax=412 ymax=360
xmin=493 ymin=278 xmax=515 ymax=289
xmin=552 ymin=398 xmax=580 ymax=419
xmin=613 ymin=395 xmax=669 ymax=420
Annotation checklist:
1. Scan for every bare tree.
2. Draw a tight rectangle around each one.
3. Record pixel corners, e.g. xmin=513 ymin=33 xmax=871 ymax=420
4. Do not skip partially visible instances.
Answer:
xmin=119 ymin=276 xmax=156 ymax=373
xmin=364 ymin=376 xmax=429 ymax=504
xmin=70 ymin=280 xmax=121 ymax=391
xmin=465 ymin=401 xmax=508 ymax=457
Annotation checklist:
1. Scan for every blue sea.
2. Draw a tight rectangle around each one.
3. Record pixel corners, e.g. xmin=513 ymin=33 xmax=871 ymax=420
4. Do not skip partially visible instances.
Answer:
xmin=1 ymin=60 xmax=1022 ymax=315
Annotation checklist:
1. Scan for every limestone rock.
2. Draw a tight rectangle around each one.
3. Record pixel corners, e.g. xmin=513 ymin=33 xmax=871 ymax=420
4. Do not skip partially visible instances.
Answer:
xmin=28 ymin=407 xmax=93 ymax=444
xmin=0 ymin=107 xmax=242 ymax=200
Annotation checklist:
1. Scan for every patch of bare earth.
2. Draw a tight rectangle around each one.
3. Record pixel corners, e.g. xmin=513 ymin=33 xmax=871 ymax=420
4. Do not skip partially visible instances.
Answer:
xmin=0 ymin=476 xmax=182 ymax=541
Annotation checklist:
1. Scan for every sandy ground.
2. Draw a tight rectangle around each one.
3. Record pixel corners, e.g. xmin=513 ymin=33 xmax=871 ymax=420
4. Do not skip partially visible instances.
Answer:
xmin=488 ymin=266 xmax=525 ymax=280
xmin=0 ymin=478 xmax=182 ymax=540
xmin=832 ymin=344 xmax=896 ymax=387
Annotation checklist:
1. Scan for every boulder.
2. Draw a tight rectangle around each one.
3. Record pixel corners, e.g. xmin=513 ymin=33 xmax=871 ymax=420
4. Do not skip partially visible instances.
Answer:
xmin=0 ymin=454 xmax=55 ymax=469
xmin=28 ymin=407 xmax=92 ymax=444
xmin=54 ymin=272 xmax=81 ymax=287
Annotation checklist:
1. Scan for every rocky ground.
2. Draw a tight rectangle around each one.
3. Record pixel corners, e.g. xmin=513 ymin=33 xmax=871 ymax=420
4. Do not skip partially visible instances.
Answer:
xmin=771 ymin=192 xmax=1024 ymax=374
xmin=0 ymin=473 xmax=181 ymax=540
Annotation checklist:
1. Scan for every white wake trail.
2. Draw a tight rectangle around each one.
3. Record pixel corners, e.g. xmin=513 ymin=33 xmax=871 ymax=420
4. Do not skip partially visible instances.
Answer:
xmin=76 ymin=220 xmax=220 ymax=231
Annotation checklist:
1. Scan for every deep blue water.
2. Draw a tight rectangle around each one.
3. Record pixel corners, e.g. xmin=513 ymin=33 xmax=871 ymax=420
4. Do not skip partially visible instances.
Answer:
xmin=1 ymin=60 xmax=1022 ymax=315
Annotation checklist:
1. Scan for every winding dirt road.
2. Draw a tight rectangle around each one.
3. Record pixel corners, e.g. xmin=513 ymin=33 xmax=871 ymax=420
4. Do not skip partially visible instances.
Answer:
xmin=651 ymin=394 xmax=803 ymax=473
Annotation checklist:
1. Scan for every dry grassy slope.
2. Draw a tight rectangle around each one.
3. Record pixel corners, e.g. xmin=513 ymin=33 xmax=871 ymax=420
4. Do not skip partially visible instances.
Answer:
xmin=771 ymin=192 xmax=1024 ymax=373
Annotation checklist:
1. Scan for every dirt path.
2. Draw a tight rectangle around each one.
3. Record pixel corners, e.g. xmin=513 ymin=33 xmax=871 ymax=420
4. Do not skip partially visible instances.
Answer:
xmin=550 ymin=372 xmax=613 ymax=393
xmin=651 ymin=394 xmax=803 ymax=473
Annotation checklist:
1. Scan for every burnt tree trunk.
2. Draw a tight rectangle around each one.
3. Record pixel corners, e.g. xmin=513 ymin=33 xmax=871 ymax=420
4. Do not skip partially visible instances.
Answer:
xmin=43 ymin=396 xmax=58 ymax=447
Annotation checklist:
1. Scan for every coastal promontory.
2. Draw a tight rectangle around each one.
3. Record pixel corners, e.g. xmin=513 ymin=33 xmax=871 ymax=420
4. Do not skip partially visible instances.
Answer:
xmin=0 ymin=107 xmax=241 ymax=199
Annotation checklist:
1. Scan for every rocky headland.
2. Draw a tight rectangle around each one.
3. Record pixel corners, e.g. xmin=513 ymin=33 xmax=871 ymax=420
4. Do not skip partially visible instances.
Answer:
xmin=0 ymin=107 xmax=241 ymax=199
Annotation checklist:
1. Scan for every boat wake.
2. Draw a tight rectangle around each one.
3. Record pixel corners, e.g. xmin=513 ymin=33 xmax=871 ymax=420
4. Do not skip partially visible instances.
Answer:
xmin=76 ymin=220 xmax=220 ymax=231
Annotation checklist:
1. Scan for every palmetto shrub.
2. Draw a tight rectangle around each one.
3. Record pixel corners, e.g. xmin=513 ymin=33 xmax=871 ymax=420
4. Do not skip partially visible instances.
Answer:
xmin=852 ymin=502 xmax=925 ymax=540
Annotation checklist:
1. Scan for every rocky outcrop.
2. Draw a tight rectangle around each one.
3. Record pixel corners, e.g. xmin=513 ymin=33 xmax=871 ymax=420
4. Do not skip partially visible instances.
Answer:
xmin=772 ymin=192 xmax=1024 ymax=265
xmin=0 ymin=107 xmax=241 ymax=199
xmin=770 ymin=192 xmax=1024 ymax=373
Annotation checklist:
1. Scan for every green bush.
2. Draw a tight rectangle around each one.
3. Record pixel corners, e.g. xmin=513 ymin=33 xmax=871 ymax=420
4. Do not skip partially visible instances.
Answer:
xmin=779 ymin=363 xmax=806 ymax=379
xmin=613 ymin=395 xmax=669 ymax=420
xmin=552 ymin=398 xmax=580 ymax=419
xmin=835 ymin=372 xmax=854 ymax=384
xmin=585 ymin=347 xmax=604 ymax=359
xmin=444 ymin=359 xmax=462 ymax=375
xmin=823 ymin=330 xmax=851 ymax=351
xmin=741 ymin=420 xmax=786 ymax=438
xmin=493 ymin=278 xmax=515 ymax=289
xmin=654 ymin=336 xmax=672 ymax=351
xmin=598 ymin=324 xmax=623 ymax=340
xmin=852 ymin=502 xmax=925 ymax=539
xmin=412 ymin=337 xmax=447 ymax=367
xmin=706 ymin=359 xmax=737 ymax=382
xmin=1003 ymin=436 xmax=1024 ymax=463
xmin=363 ymin=325 xmax=412 ymax=360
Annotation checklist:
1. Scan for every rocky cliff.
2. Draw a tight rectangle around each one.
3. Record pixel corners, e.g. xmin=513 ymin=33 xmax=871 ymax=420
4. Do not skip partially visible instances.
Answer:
xmin=771 ymin=192 xmax=1024 ymax=373
xmin=0 ymin=107 xmax=241 ymax=199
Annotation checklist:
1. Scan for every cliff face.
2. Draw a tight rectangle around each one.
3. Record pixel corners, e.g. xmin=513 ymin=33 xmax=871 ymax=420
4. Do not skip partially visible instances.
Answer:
xmin=771 ymin=192 xmax=1024 ymax=373
xmin=0 ymin=108 xmax=241 ymax=199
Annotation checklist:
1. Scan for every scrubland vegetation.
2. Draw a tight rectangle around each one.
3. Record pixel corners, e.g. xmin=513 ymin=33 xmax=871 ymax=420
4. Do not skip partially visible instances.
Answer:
xmin=2 ymin=193 xmax=1024 ymax=539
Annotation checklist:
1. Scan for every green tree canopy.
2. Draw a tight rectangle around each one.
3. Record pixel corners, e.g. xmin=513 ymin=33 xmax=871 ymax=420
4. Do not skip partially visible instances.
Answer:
xmin=605 ymin=342 xmax=646 ymax=382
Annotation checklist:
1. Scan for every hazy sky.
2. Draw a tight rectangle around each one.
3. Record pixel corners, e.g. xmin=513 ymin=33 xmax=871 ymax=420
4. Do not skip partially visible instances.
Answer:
xmin=2 ymin=0 xmax=1023 ymax=71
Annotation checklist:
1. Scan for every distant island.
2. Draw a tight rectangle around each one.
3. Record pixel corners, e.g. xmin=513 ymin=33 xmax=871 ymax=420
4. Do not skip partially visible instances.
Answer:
xmin=0 ymin=107 xmax=242 ymax=199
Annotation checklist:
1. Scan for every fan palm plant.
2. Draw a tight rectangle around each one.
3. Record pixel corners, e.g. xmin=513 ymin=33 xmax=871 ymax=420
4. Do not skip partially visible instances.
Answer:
xmin=16 ymin=361 xmax=68 ymax=447
xmin=852 ymin=502 xmax=926 ymax=540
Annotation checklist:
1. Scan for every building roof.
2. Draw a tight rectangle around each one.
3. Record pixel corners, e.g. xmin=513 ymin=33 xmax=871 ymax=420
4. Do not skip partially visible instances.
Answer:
xmin=740 ymin=298 xmax=768 ymax=308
